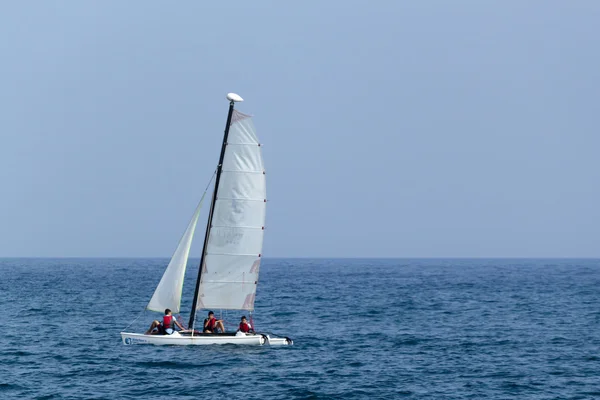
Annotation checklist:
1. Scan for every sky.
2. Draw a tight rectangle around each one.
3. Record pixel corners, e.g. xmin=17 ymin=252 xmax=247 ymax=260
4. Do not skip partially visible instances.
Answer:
xmin=1 ymin=1 xmax=599 ymax=258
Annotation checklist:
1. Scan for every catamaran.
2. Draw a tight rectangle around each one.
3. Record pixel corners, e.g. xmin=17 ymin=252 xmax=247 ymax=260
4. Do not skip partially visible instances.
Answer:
xmin=121 ymin=93 xmax=292 ymax=346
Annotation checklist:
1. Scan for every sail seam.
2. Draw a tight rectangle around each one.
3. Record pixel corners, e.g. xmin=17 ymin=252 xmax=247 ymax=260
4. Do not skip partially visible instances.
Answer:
xmin=216 ymin=197 xmax=265 ymax=202
xmin=210 ymin=225 xmax=264 ymax=229
xmin=221 ymin=170 xmax=264 ymax=174
xmin=206 ymin=252 xmax=262 ymax=256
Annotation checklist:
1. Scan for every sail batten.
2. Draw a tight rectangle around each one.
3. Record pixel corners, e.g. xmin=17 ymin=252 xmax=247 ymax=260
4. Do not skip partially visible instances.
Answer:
xmin=205 ymin=252 xmax=261 ymax=256
xmin=214 ymin=197 xmax=265 ymax=201
xmin=196 ymin=110 xmax=266 ymax=311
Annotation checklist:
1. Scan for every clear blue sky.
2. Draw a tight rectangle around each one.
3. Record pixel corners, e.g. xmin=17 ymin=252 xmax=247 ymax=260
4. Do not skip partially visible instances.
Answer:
xmin=1 ymin=1 xmax=598 ymax=257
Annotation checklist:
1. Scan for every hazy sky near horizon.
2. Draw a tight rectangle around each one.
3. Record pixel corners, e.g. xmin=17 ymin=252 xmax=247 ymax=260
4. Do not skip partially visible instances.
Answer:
xmin=1 ymin=1 xmax=599 ymax=257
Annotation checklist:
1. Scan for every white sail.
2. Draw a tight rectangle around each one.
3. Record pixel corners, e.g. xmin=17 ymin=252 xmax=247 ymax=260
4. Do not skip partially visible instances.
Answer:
xmin=147 ymin=199 xmax=204 ymax=313
xmin=196 ymin=110 xmax=266 ymax=311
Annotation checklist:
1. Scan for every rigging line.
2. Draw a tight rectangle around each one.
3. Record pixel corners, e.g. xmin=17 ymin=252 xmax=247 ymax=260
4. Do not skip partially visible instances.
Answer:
xmin=203 ymin=166 xmax=218 ymax=194
xmin=185 ymin=167 xmax=218 ymax=337
xmin=175 ymin=314 xmax=187 ymax=330
xmin=122 ymin=307 xmax=146 ymax=332
xmin=122 ymin=169 xmax=218 ymax=335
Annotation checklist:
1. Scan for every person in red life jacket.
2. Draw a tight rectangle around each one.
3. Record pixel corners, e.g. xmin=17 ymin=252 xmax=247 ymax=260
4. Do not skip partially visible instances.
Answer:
xmin=145 ymin=308 xmax=185 ymax=335
xmin=203 ymin=311 xmax=226 ymax=333
xmin=237 ymin=316 xmax=253 ymax=333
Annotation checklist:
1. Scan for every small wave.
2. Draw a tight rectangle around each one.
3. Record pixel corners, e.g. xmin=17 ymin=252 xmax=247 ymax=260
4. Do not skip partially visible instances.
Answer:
xmin=3 ymin=350 xmax=35 ymax=357
xmin=394 ymin=337 xmax=425 ymax=346
xmin=271 ymin=311 xmax=299 ymax=317
xmin=501 ymin=381 xmax=539 ymax=391
xmin=550 ymin=336 xmax=571 ymax=343
xmin=133 ymin=360 xmax=217 ymax=370
xmin=579 ymin=391 xmax=600 ymax=396
xmin=346 ymin=361 xmax=363 ymax=368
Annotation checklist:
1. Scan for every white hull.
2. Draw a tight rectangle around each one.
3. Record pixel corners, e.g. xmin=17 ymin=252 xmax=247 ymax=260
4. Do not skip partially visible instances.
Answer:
xmin=120 ymin=331 xmax=292 ymax=346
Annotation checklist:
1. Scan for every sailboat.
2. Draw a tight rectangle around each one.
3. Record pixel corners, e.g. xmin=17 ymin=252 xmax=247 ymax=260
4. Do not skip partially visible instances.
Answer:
xmin=121 ymin=93 xmax=292 ymax=346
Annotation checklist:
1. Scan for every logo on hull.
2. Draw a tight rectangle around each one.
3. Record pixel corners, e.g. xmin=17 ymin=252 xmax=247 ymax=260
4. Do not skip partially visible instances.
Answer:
xmin=124 ymin=337 xmax=148 ymax=345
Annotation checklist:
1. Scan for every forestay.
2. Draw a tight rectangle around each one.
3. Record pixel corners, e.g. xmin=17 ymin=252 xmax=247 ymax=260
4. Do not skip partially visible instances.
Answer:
xmin=147 ymin=199 xmax=204 ymax=313
xmin=197 ymin=110 xmax=266 ymax=311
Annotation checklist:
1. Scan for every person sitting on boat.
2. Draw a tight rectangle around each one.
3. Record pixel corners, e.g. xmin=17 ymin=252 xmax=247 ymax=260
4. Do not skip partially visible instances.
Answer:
xmin=203 ymin=311 xmax=226 ymax=333
xmin=237 ymin=316 xmax=253 ymax=333
xmin=146 ymin=308 xmax=185 ymax=335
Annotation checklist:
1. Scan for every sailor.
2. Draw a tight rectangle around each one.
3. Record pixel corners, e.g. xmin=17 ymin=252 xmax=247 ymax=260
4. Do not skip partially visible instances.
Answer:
xmin=237 ymin=316 xmax=253 ymax=333
xmin=145 ymin=308 xmax=185 ymax=335
xmin=203 ymin=311 xmax=226 ymax=333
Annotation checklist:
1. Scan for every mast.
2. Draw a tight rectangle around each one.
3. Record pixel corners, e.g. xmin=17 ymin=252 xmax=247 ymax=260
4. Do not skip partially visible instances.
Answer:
xmin=188 ymin=93 xmax=243 ymax=329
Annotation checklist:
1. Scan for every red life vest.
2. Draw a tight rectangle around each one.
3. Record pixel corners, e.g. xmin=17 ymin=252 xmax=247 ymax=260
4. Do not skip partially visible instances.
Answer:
xmin=163 ymin=315 xmax=173 ymax=329
xmin=239 ymin=322 xmax=250 ymax=333
xmin=205 ymin=317 xmax=216 ymax=331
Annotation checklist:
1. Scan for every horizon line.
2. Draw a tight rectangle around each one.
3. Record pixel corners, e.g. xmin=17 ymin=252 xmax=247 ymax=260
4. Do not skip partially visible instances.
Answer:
xmin=0 ymin=256 xmax=599 ymax=260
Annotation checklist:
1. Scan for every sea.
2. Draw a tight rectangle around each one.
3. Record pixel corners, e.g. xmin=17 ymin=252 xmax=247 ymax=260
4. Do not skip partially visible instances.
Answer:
xmin=1 ymin=258 xmax=599 ymax=399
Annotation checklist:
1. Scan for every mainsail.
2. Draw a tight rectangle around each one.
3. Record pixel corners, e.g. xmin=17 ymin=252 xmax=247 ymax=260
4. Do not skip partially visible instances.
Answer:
xmin=196 ymin=110 xmax=266 ymax=311
xmin=147 ymin=199 xmax=204 ymax=313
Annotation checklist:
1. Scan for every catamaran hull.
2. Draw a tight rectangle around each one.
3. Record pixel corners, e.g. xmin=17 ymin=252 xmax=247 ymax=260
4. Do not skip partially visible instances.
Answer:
xmin=120 ymin=331 xmax=291 ymax=346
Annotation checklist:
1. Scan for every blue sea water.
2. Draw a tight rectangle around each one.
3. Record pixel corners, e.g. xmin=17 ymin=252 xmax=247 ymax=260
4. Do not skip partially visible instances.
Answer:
xmin=1 ymin=258 xmax=600 ymax=399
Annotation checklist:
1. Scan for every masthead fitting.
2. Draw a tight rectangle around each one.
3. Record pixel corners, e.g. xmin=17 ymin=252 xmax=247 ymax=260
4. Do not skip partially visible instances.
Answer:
xmin=226 ymin=93 xmax=244 ymax=102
